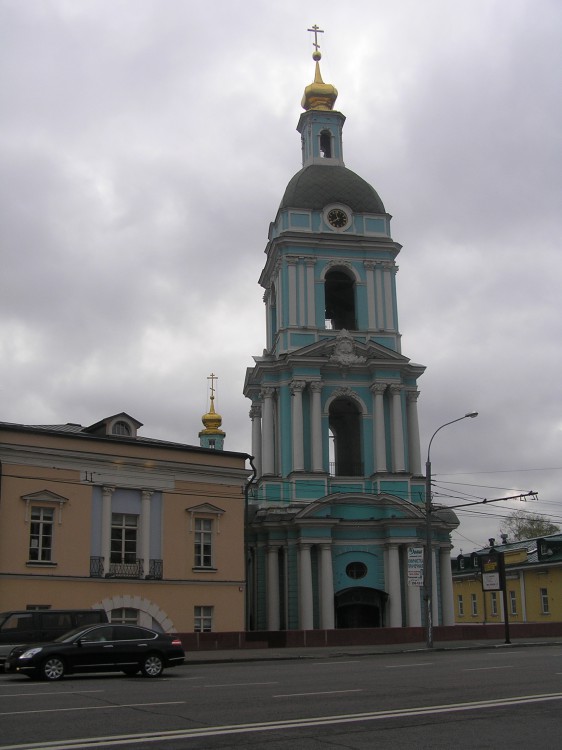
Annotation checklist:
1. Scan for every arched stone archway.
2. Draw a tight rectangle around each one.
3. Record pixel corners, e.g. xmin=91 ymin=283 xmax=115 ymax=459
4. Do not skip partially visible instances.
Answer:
xmin=92 ymin=595 xmax=176 ymax=633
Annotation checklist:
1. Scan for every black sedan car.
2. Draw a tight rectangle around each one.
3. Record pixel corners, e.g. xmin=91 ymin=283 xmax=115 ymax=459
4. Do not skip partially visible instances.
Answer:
xmin=5 ymin=623 xmax=185 ymax=681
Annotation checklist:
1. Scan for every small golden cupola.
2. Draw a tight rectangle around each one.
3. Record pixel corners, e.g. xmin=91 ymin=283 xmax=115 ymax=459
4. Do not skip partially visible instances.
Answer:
xmin=199 ymin=373 xmax=225 ymax=451
xmin=301 ymin=24 xmax=338 ymax=111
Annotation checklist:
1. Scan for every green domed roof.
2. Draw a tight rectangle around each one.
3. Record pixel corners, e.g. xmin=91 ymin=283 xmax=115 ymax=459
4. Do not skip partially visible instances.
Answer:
xmin=280 ymin=165 xmax=385 ymax=214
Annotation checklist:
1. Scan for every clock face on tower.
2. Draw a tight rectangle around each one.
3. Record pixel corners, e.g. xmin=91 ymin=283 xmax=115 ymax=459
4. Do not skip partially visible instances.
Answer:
xmin=327 ymin=208 xmax=349 ymax=228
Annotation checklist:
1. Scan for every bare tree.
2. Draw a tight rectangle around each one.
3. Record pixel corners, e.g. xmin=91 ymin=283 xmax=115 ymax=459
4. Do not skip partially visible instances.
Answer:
xmin=500 ymin=510 xmax=560 ymax=542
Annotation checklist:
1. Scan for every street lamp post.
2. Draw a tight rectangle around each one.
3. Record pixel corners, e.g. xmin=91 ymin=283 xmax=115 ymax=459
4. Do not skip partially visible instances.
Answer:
xmin=424 ymin=411 xmax=478 ymax=649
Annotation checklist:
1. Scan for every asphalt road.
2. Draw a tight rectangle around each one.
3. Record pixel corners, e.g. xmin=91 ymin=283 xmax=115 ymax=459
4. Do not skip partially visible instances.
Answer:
xmin=1 ymin=645 xmax=562 ymax=749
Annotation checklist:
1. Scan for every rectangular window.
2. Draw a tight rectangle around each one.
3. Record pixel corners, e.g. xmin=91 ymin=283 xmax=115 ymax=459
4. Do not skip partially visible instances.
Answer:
xmin=509 ymin=590 xmax=517 ymax=616
xmin=111 ymin=607 xmax=139 ymax=624
xmin=194 ymin=606 xmax=213 ymax=632
xmin=540 ymin=587 xmax=550 ymax=615
xmin=29 ymin=507 xmax=54 ymax=561
xmin=457 ymin=594 xmax=464 ymax=617
xmin=471 ymin=593 xmax=478 ymax=616
xmin=194 ymin=518 xmax=213 ymax=568
xmin=490 ymin=592 xmax=498 ymax=616
xmin=110 ymin=514 xmax=138 ymax=564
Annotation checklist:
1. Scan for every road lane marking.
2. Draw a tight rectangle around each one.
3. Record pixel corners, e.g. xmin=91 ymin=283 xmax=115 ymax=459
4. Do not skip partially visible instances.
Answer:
xmin=202 ymin=682 xmax=278 ymax=688
xmin=3 ymin=692 xmax=562 ymax=749
xmin=274 ymin=689 xmax=363 ymax=698
xmin=0 ymin=690 xmax=103 ymax=698
xmin=311 ymin=660 xmax=361 ymax=665
xmin=0 ymin=701 xmax=184 ymax=717
xmin=463 ymin=666 xmax=514 ymax=672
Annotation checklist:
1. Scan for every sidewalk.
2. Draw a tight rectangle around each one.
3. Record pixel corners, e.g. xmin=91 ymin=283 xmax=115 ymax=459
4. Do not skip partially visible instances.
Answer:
xmin=185 ymin=637 xmax=562 ymax=664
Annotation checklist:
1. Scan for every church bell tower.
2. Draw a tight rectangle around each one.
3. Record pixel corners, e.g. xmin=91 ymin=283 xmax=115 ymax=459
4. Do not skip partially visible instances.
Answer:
xmin=243 ymin=29 xmax=458 ymax=633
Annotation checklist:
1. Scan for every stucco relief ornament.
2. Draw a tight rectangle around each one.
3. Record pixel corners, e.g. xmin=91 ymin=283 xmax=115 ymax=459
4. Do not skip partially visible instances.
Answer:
xmin=329 ymin=329 xmax=366 ymax=366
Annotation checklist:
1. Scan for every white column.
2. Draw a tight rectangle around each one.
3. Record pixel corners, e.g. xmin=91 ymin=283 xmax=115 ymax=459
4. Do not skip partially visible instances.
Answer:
xmin=288 ymin=259 xmax=297 ymax=326
xmin=250 ymin=404 xmax=262 ymax=478
xmin=265 ymin=289 xmax=272 ymax=351
xmin=299 ymin=543 xmax=314 ymax=630
xmin=267 ymin=545 xmax=280 ymax=631
xmin=390 ymin=385 xmax=405 ymax=472
xmin=383 ymin=262 xmax=395 ymax=330
xmin=387 ymin=544 xmax=402 ymax=627
xmin=372 ymin=383 xmax=387 ymax=472
xmin=261 ymin=387 xmax=275 ymax=475
xmin=306 ymin=258 xmax=316 ymax=326
xmin=101 ymin=486 xmax=114 ymax=576
xmin=291 ymin=380 xmax=306 ymax=472
xmin=310 ymin=381 xmax=324 ymax=472
xmin=319 ymin=544 xmax=335 ymax=629
xmin=375 ymin=262 xmax=384 ymax=329
xmin=364 ymin=260 xmax=376 ymax=329
xmin=406 ymin=390 xmax=422 ymax=476
xmin=407 ymin=582 xmax=422 ymax=627
xmin=298 ymin=261 xmax=306 ymax=327
xmin=440 ymin=546 xmax=455 ymax=626
xmin=404 ymin=546 xmax=422 ymax=626
xmin=431 ymin=546 xmax=439 ymax=625
xmin=141 ymin=489 xmax=152 ymax=577
xmin=276 ymin=262 xmax=283 ymax=329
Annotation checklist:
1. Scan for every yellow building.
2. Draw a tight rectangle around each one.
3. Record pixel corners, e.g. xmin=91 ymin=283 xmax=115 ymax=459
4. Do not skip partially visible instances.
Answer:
xmin=452 ymin=535 xmax=562 ymax=625
xmin=0 ymin=412 xmax=249 ymax=634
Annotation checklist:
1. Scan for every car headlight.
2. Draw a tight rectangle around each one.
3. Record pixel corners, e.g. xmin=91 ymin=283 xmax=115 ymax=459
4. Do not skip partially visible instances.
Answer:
xmin=20 ymin=647 xmax=43 ymax=659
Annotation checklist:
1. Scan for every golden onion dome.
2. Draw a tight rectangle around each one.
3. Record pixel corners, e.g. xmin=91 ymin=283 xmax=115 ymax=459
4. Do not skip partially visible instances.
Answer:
xmin=201 ymin=394 xmax=225 ymax=435
xmin=301 ymin=49 xmax=338 ymax=111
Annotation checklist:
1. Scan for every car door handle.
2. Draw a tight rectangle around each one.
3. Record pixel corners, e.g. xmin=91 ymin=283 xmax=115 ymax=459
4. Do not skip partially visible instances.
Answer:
xmin=137 ymin=643 xmax=148 ymax=647
xmin=103 ymin=645 xmax=114 ymax=648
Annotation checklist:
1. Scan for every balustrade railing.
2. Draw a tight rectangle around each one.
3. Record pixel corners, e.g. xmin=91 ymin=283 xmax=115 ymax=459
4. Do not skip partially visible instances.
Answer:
xmin=89 ymin=557 xmax=163 ymax=579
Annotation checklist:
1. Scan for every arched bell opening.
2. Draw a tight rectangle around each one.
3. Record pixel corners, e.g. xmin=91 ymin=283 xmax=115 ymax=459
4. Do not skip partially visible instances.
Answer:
xmin=328 ymin=397 xmax=362 ymax=476
xmin=324 ymin=268 xmax=356 ymax=330
xmin=319 ymin=129 xmax=333 ymax=158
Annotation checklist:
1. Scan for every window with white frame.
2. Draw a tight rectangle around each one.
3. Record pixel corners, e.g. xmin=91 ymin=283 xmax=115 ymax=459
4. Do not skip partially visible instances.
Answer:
xmin=194 ymin=518 xmax=213 ymax=568
xmin=111 ymin=607 xmax=139 ymax=624
xmin=457 ymin=594 xmax=464 ymax=617
xmin=471 ymin=593 xmax=478 ymax=616
xmin=509 ymin=590 xmax=517 ymax=616
xmin=540 ymin=587 xmax=550 ymax=615
xmin=29 ymin=507 xmax=54 ymax=562
xmin=490 ymin=591 xmax=498 ymax=616
xmin=194 ymin=606 xmax=213 ymax=632
xmin=110 ymin=514 xmax=138 ymax=563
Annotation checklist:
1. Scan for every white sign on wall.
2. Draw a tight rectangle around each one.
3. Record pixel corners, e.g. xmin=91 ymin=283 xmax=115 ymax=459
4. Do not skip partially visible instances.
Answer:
xmin=407 ymin=546 xmax=424 ymax=587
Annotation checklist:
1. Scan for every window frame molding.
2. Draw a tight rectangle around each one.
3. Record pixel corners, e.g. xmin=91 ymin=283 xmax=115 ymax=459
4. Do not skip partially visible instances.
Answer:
xmin=187 ymin=504 xmax=225 ymax=573
xmin=186 ymin=503 xmax=224 ymax=534
xmin=21 ymin=490 xmax=69 ymax=525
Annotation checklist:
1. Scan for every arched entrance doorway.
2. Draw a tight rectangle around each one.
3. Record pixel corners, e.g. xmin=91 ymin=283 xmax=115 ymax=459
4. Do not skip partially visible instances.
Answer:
xmin=335 ymin=587 xmax=388 ymax=628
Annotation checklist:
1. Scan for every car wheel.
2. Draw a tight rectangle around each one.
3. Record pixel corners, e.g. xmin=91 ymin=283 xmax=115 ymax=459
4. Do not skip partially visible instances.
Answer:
xmin=42 ymin=656 xmax=65 ymax=681
xmin=140 ymin=653 xmax=164 ymax=678
xmin=122 ymin=667 xmax=139 ymax=676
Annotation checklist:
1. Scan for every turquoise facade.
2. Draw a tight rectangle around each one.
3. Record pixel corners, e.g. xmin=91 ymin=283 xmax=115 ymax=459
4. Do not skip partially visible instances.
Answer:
xmin=244 ymin=56 xmax=458 ymax=632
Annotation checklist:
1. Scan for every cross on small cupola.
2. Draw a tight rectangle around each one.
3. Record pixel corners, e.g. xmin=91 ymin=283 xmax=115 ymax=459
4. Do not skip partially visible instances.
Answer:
xmin=302 ymin=25 xmax=338 ymax=111
xmin=199 ymin=372 xmax=225 ymax=451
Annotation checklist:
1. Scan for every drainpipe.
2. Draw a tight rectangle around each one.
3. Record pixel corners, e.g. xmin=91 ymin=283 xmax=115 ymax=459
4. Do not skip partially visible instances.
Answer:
xmin=244 ymin=456 xmax=257 ymax=631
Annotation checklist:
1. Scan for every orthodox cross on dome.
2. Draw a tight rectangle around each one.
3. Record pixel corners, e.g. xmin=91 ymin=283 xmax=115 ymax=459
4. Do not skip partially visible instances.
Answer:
xmin=307 ymin=24 xmax=324 ymax=57
xmin=207 ymin=372 xmax=218 ymax=402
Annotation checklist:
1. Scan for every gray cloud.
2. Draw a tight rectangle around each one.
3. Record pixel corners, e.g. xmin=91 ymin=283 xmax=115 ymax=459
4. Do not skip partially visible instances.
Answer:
xmin=1 ymin=0 xmax=561 ymax=551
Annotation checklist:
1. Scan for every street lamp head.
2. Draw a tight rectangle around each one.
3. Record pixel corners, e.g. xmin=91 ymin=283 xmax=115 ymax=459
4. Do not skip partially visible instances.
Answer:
xmin=465 ymin=411 xmax=478 ymax=418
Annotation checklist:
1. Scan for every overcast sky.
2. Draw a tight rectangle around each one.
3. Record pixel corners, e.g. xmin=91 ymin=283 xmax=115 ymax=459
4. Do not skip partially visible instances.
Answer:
xmin=1 ymin=0 xmax=561 ymax=552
